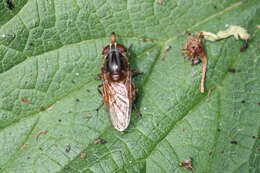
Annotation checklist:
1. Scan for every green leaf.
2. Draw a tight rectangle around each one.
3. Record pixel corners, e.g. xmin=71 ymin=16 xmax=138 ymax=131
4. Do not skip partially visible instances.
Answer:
xmin=0 ymin=0 xmax=259 ymax=172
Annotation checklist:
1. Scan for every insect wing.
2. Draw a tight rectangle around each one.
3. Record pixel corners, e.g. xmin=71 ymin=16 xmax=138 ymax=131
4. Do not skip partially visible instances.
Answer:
xmin=103 ymin=79 xmax=132 ymax=131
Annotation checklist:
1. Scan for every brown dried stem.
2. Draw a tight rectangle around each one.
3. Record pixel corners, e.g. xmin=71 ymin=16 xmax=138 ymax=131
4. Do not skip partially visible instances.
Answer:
xmin=200 ymin=55 xmax=207 ymax=93
xmin=182 ymin=32 xmax=208 ymax=93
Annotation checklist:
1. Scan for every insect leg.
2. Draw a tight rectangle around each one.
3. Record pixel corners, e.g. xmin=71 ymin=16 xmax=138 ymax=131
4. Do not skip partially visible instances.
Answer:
xmin=96 ymin=102 xmax=104 ymax=114
xmin=133 ymin=103 xmax=142 ymax=119
xmin=124 ymin=44 xmax=133 ymax=57
xmin=97 ymin=84 xmax=103 ymax=96
xmin=127 ymin=44 xmax=133 ymax=52
xmin=96 ymin=84 xmax=104 ymax=115
xmin=132 ymin=69 xmax=143 ymax=78
xmin=95 ymin=74 xmax=103 ymax=81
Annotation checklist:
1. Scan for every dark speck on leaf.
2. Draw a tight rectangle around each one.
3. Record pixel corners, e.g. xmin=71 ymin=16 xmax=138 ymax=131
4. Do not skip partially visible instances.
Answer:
xmin=252 ymin=136 xmax=256 ymax=139
xmin=72 ymin=80 xmax=75 ymax=84
xmin=217 ymin=128 xmax=221 ymax=132
xmin=86 ymin=89 xmax=90 ymax=92
xmin=80 ymin=153 xmax=87 ymax=158
xmin=58 ymin=119 xmax=62 ymax=122
xmin=228 ymin=68 xmax=241 ymax=73
xmin=156 ymin=0 xmax=165 ymax=5
xmin=93 ymin=139 xmax=108 ymax=144
xmin=29 ymin=42 xmax=34 ymax=46
xmin=39 ymin=147 xmax=43 ymax=151
xmin=39 ymin=106 xmax=46 ymax=111
xmin=240 ymin=41 xmax=248 ymax=52
xmin=192 ymin=57 xmax=201 ymax=65
xmin=65 ymin=145 xmax=71 ymax=152
xmin=213 ymin=5 xmax=217 ymax=9
xmin=230 ymin=140 xmax=238 ymax=144
xmin=21 ymin=98 xmax=32 ymax=104
xmin=179 ymin=157 xmax=194 ymax=171
xmin=76 ymin=98 xmax=80 ymax=102
xmin=241 ymin=100 xmax=246 ymax=104
xmin=258 ymin=102 xmax=260 ymax=106
xmin=64 ymin=166 xmax=70 ymax=170
xmin=6 ymin=0 xmax=15 ymax=10
xmin=27 ymin=157 xmax=31 ymax=160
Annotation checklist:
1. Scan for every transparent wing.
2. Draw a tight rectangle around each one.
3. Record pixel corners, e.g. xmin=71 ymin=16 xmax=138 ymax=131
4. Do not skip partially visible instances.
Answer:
xmin=104 ymin=82 xmax=132 ymax=131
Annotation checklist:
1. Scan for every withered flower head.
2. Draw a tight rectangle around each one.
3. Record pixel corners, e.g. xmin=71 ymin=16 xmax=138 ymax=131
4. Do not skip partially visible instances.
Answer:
xmin=182 ymin=32 xmax=207 ymax=93
xmin=183 ymin=32 xmax=205 ymax=59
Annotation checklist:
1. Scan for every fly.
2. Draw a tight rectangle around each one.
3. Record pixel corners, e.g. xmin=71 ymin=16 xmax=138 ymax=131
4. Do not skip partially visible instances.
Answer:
xmin=98 ymin=32 xmax=135 ymax=131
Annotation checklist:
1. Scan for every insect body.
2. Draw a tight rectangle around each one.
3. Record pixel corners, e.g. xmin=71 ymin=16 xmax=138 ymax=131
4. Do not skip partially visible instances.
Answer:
xmin=99 ymin=32 xmax=135 ymax=131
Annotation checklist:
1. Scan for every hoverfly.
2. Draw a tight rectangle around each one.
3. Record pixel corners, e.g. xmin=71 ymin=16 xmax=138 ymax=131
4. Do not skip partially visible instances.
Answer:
xmin=98 ymin=32 xmax=135 ymax=131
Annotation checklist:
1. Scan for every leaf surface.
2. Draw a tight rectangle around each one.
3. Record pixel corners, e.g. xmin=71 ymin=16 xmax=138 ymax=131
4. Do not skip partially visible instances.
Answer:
xmin=0 ymin=0 xmax=259 ymax=173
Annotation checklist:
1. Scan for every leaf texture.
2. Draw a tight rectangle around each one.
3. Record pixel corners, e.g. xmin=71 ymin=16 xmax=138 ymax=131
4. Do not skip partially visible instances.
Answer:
xmin=0 ymin=0 xmax=259 ymax=173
